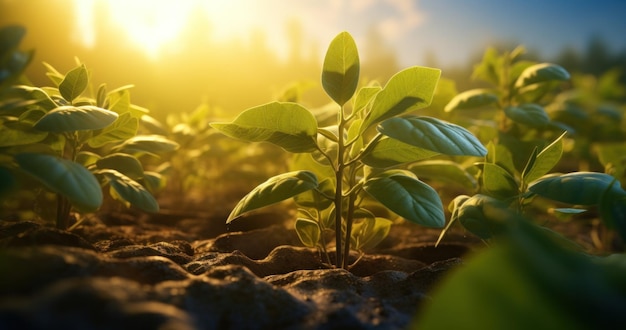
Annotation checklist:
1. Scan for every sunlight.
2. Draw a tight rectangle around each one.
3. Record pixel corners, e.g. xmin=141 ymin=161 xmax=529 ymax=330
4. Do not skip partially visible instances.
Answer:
xmin=73 ymin=0 xmax=259 ymax=60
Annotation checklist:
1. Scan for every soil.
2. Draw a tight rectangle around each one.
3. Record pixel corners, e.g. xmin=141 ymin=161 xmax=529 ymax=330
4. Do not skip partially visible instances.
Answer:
xmin=0 ymin=205 xmax=483 ymax=330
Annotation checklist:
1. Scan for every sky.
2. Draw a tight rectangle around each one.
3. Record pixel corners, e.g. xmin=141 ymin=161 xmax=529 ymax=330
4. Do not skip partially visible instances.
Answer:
xmin=66 ymin=0 xmax=626 ymax=67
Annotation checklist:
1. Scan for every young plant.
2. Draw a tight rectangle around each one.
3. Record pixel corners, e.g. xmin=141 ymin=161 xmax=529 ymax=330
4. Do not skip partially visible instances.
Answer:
xmin=211 ymin=32 xmax=487 ymax=269
xmin=1 ymin=59 xmax=178 ymax=229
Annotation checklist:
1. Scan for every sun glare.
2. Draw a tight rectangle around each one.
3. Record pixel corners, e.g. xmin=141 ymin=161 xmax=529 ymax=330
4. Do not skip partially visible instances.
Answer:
xmin=73 ymin=0 xmax=260 ymax=60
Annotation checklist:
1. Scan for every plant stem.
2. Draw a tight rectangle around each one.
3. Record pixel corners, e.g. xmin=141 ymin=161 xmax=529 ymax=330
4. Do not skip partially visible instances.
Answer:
xmin=334 ymin=105 xmax=346 ymax=268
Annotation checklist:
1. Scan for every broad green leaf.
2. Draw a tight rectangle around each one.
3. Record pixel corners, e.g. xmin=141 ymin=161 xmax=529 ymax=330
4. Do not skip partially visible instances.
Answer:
xmin=353 ymin=86 xmax=381 ymax=113
xmin=444 ymin=89 xmax=498 ymax=112
xmin=113 ymin=134 xmax=179 ymax=154
xmin=294 ymin=177 xmax=334 ymax=210
xmin=504 ymin=104 xmax=550 ymax=127
xmin=12 ymin=85 xmax=57 ymax=110
xmin=529 ymin=172 xmax=626 ymax=205
xmin=96 ymin=83 xmax=107 ymax=108
xmin=107 ymin=88 xmax=132 ymax=115
xmin=523 ymin=132 xmax=565 ymax=184
xmin=378 ymin=116 xmax=487 ymax=156
xmin=34 ymin=105 xmax=118 ymax=133
xmin=14 ymin=153 xmax=102 ymax=212
xmin=514 ymin=63 xmax=570 ymax=88
xmin=363 ymin=170 xmax=444 ymax=227
xmin=227 ymin=170 xmax=318 ymax=223
xmin=347 ymin=118 xmax=364 ymax=158
xmin=409 ymin=160 xmax=477 ymax=191
xmin=210 ymin=102 xmax=318 ymax=153
xmin=295 ymin=218 xmax=321 ymax=248
xmin=59 ymin=64 xmax=88 ymax=102
xmin=361 ymin=136 xmax=439 ymax=168
xmin=322 ymin=31 xmax=360 ymax=106
xmin=88 ymin=112 xmax=138 ymax=148
xmin=481 ymin=162 xmax=519 ymax=199
xmin=96 ymin=153 xmax=144 ymax=180
xmin=100 ymin=169 xmax=159 ymax=212
xmin=360 ymin=66 xmax=441 ymax=133
xmin=75 ymin=151 xmax=100 ymax=167
xmin=0 ymin=123 xmax=47 ymax=147
xmin=452 ymin=194 xmax=508 ymax=239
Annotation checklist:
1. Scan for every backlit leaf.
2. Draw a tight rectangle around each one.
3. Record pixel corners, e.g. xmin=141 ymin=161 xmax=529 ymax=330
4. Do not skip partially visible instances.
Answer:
xmin=0 ymin=123 xmax=47 ymax=147
xmin=444 ymin=89 xmax=498 ymax=112
xmin=59 ymin=64 xmax=88 ymax=102
xmin=96 ymin=153 xmax=144 ymax=180
xmin=523 ymin=132 xmax=565 ymax=184
xmin=514 ymin=63 xmax=570 ymax=88
xmin=322 ymin=31 xmax=360 ymax=106
xmin=360 ymin=66 xmax=441 ymax=133
xmin=14 ymin=153 xmax=102 ymax=212
xmin=361 ymin=136 xmax=439 ymax=168
xmin=88 ymin=112 xmax=138 ymax=148
xmin=295 ymin=218 xmax=321 ymax=248
xmin=378 ymin=116 xmax=487 ymax=156
xmin=210 ymin=102 xmax=318 ymax=153
xmin=227 ymin=170 xmax=318 ymax=223
xmin=409 ymin=160 xmax=478 ymax=191
xmin=353 ymin=86 xmax=381 ymax=113
xmin=34 ymin=105 xmax=118 ymax=133
xmin=481 ymin=162 xmax=519 ymax=199
xmin=113 ymin=134 xmax=179 ymax=154
xmin=364 ymin=170 xmax=444 ymax=227
xmin=100 ymin=169 xmax=159 ymax=212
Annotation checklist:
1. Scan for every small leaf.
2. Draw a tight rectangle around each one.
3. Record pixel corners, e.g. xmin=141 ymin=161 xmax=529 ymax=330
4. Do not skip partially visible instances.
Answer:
xmin=364 ymin=170 xmax=445 ymax=227
xmin=353 ymin=86 xmax=382 ymax=113
xmin=15 ymin=153 xmax=102 ymax=212
xmin=360 ymin=66 xmax=441 ymax=133
xmin=481 ymin=162 xmax=519 ymax=199
xmin=210 ymin=102 xmax=318 ymax=153
xmin=100 ymin=169 xmax=159 ymax=212
xmin=322 ymin=31 xmax=360 ymax=106
xmin=529 ymin=172 xmax=626 ymax=205
xmin=353 ymin=217 xmax=393 ymax=251
xmin=514 ymin=63 xmax=570 ymax=88
xmin=96 ymin=153 xmax=144 ymax=180
xmin=88 ymin=112 xmax=138 ymax=148
xmin=504 ymin=104 xmax=550 ymax=127
xmin=42 ymin=62 xmax=64 ymax=86
xmin=452 ymin=194 xmax=508 ymax=239
xmin=295 ymin=218 xmax=321 ymax=248
xmin=361 ymin=136 xmax=439 ymax=168
xmin=34 ymin=105 xmax=118 ymax=133
xmin=378 ymin=116 xmax=487 ymax=156
xmin=227 ymin=170 xmax=318 ymax=223
xmin=59 ymin=64 xmax=88 ymax=102
xmin=523 ymin=132 xmax=565 ymax=184
xmin=113 ymin=135 xmax=179 ymax=154
xmin=444 ymin=89 xmax=498 ymax=112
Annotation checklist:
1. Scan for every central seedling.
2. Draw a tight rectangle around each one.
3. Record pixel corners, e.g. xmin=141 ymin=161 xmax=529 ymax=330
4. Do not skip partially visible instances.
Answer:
xmin=211 ymin=32 xmax=486 ymax=268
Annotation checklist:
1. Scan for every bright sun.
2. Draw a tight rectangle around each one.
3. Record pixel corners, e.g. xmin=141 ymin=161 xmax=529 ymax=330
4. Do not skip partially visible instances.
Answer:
xmin=73 ymin=0 xmax=256 ymax=60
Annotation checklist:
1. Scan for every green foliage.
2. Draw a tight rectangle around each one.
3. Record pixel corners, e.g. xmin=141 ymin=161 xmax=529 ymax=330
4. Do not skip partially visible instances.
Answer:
xmin=0 ymin=34 xmax=177 ymax=228
xmin=211 ymin=32 xmax=486 ymax=268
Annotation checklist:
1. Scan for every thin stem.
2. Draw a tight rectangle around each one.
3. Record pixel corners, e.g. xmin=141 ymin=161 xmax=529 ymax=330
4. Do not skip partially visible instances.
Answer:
xmin=342 ymin=170 xmax=358 ymax=268
xmin=333 ymin=105 xmax=346 ymax=268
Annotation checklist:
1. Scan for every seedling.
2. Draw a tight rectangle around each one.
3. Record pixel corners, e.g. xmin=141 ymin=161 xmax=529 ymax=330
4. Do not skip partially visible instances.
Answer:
xmin=211 ymin=32 xmax=487 ymax=268
xmin=1 ymin=57 xmax=178 ymax=229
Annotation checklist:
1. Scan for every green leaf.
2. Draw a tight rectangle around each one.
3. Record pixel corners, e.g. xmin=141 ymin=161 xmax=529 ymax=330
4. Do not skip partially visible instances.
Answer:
xmin=529 ymin=172 xmax=626 ymax=205
xmin=409 ymin=160 xmax=478 ymax=191
xmin=96 ymin=153 xmax=144 ymax=180
xmin=42 ymin=62 xmax=64 ymax=86
xmin=522 ymin=132 xmax=565 ymax=184
xmin=34 ymin=105 xmax=119 ymax=133
xmin=444 ymin=89 xmax=498 ymax=112
xmin=88 ymin=112 xmax=138 ymax=148
xmin=504 ymin=104 xmax=550 ymax=127
xmin=294 ymin=177 xmax=334 ymax=210
xmin=210 ymin=102 xmax=318 ymax=153
xmin=353 ymin=86 xmax=381 ymax=113
xmin=481 ymin=162 xmax=519 ymax=199
xmin=14 ymin=153 xmax=102 ymax=212
xmin=100 ymin=169 xmax=159 ymax=212
xmin=322 ymin=31 xmax=360 ymax=106
xmin=514 ymin=63 xmax=570 ymax=88
xmin=353 ymin=217 xmax=393 ymax=251
xmin=113 ymin=134 xmax=179 ymax=154
xmin=361 ymin=136 xmax=439 ymax=168
xmin=360 ymin=66 xmax=441 ymax=133
xmin=0 ymin=123 xmax=47 ymax=147
xmin=364 ymin=170 xmax=444 ymax=227
xmin=452 ymin=194 xmax=508 ymax=239
xmin=59 ymin=64 xmax=88 ymax=102
xmin=227 ymin=170 xmax=318 ymax=223
xmin=378 ymin=116 xmax=487 ymax=156
xmin=295 ymin=218 xmax=321 ymax=248
xmin=143 ymin=171 xmax=165 ymax=194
